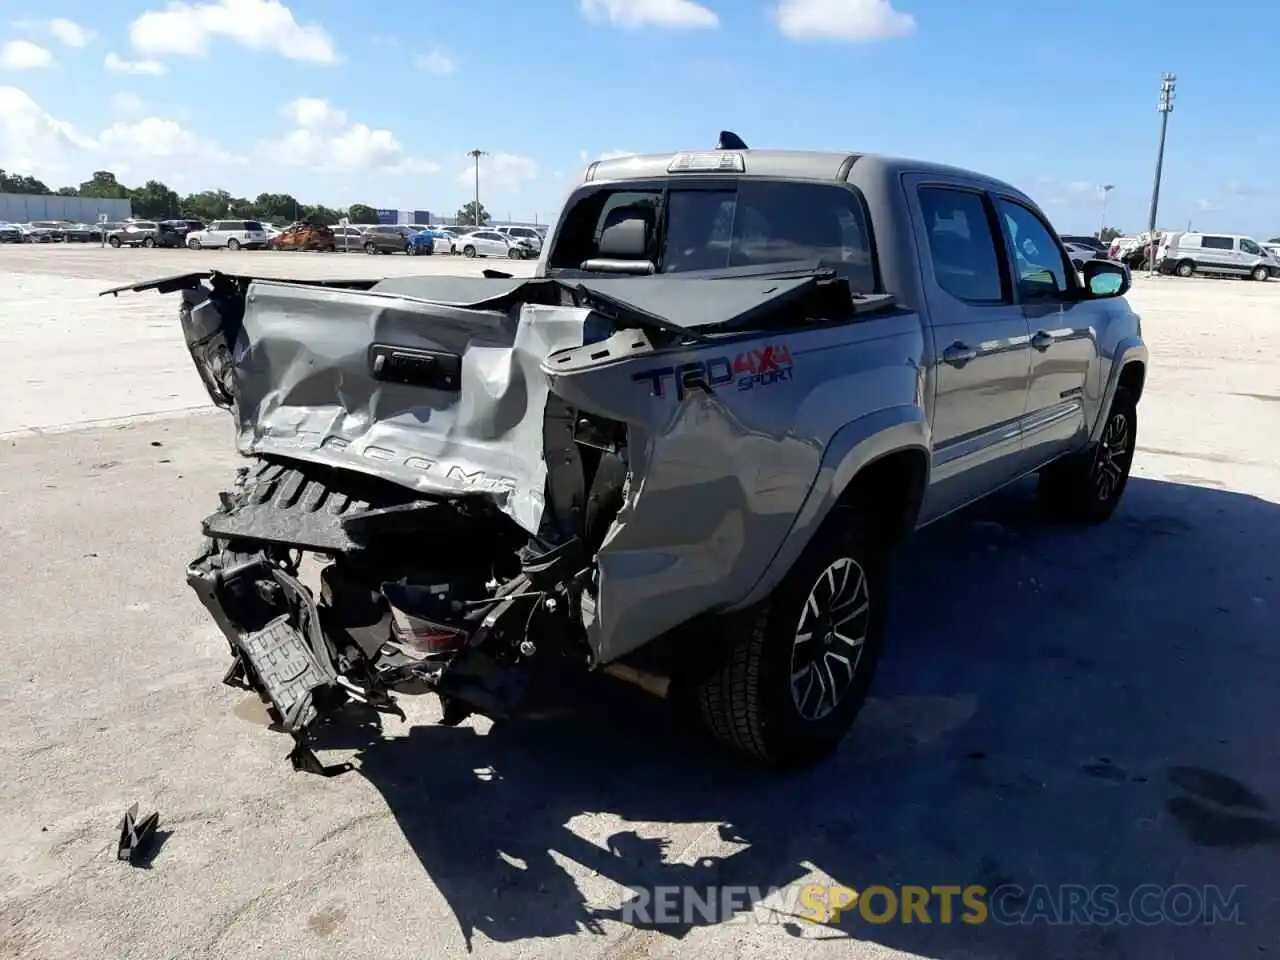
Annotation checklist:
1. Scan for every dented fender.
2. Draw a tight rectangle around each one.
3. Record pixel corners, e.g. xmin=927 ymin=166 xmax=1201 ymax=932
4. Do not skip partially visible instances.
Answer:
xmin=547 ymin=311 xmax=927 ymax=664
xmin=729 ymin=405 xmax=932 ymax=612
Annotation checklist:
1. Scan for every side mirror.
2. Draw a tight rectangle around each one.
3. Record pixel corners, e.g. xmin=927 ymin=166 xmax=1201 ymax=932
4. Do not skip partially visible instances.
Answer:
xmin=1081 ymin=258 xmax=1130 ymax=299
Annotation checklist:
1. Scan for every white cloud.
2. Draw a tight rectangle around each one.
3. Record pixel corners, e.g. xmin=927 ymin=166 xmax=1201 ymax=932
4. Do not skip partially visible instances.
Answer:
xmin=0 ymin=86 xmax=94 ymax=174
xmin=99 ymin=116 xmax=245 ymax=166
xmin=129 ymin=0 xmax=339 ymax=64
xmin=1 ymin=40 xmax=53 ymax=69
xmin=774 ymin=0 xmax=915 ymax=42
xmin=110 ymin=92 xmax=147 ymax=115
xmin=0 ymin=86 xmax=241 ymax=182
xmin=1195 ymin=198 xmax=1223 ymax=213
xmin=264 ymin=98 xmax=438 ymax=174
xmin=415 ymin=48 xmax=457 ymax=74
xmin=1067 ymin=180 xmax=1096 ymax=195
xmin=105 ymin=52 xmax=167 ymax=75
xmin=579 ymin=149 xmax=637 ymax=163
xmin=283 ymin=96 xmax=345 ymax=128
xmin=455 ymin=152 xmax=540 ymax=192
xmin=581 ymin=0 xmax=719 ymax=30
xmin=49 ymin=19 xmax=93 ymax=47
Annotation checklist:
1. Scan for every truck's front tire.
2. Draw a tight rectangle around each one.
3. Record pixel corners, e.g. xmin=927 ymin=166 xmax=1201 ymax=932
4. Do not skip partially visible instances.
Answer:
xmin=1038 ymin=386 xmax=1137 ymax=524
xmin=696 ymin=508 xmax=889 ymax=768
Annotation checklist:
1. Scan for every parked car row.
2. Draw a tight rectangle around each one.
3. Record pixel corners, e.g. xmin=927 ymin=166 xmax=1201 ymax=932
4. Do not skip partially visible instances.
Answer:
xmin=1 ymin=215 xmax=554 ymax=260
xmin=0 ymin=219 xmax=117 ymax=242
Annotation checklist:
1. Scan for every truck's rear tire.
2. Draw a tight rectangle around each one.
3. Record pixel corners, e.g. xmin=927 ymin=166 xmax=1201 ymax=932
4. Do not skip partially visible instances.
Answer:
xmin=1176 ymin=260 xmax=1195 ymax=278
xmin=1038 ymin=386 xmax=1137 ymax=524
xmin=696 ymin=508 xmax=889 ymax=768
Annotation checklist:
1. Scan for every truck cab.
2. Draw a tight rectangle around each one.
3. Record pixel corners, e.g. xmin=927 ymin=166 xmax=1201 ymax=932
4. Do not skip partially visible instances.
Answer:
xmin=538 ymin=144 xmax=1146 ymax=526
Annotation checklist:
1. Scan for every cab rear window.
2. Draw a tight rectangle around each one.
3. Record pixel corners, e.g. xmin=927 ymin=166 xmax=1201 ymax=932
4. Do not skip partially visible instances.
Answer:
xmin=548 ymin=179 xmax=877 ymax=292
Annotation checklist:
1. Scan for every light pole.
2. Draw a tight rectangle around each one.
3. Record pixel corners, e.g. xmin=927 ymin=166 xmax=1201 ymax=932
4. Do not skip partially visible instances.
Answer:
xmin=467 ymin=149 xmax=487 ymax=225
xmin=1146 ymin=73 xmax=1176 ymax=274
xmin=1099 ymin=184 xmax=1114 ymax=239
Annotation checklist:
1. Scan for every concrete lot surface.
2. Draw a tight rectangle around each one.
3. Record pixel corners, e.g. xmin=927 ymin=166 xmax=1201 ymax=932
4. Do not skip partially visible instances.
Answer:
xmin=0 ymin=246 xmax=1277 ymax=960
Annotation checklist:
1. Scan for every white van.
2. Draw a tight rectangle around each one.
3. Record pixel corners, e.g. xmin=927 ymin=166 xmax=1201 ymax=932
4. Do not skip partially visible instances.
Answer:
xmin=1156 ymin=232 xmax=1278 ymax=281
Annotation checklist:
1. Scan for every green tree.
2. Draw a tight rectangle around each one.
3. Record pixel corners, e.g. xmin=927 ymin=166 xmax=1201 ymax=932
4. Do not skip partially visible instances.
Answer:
xmin=78 ymin=171 xmax=129 ymax=199
xmin=1098 ymin=226 xmax=1121 ymax=243
xmin=253 ymin=192 xmax=301 ymax=222
xmin=300 ymin=203 xmax=340 ymax=225
xmin=347 ymin=203 xmax=377 ymax=224
xmin=129 ymin=180 xmax=182 ymax=219
xmin=55 ymin=186 xmax=79 ymax=196
xmin=0 ymin=170 xmax=52 ymax=194
xmin=455 ymin=200 xmax=489 ymax=226
xmin=181 ymin=189 xmax=232 ymax=221
xmin=1269 ymin=237 xmax=1280 ymax=244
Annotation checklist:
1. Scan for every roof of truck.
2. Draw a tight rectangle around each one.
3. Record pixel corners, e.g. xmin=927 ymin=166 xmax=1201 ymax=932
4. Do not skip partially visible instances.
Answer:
xmin=583 ymin=148 xmax=1023 ymax=196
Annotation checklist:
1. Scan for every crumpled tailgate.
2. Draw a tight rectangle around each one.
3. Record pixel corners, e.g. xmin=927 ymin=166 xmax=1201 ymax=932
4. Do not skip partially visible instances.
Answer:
xmin=231 ymin=280 xmax=594 ymax=534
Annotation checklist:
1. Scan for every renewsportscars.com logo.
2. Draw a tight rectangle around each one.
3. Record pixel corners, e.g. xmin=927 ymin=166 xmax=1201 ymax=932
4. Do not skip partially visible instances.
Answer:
xmin=632 ymin=344 xmax=795 ymax=402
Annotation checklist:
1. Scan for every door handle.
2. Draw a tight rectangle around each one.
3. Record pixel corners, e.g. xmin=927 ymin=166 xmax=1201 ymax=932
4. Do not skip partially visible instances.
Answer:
xmin=1030 ymin=330 xmax=1055 ymax=351
xmin=942 ymin=342 xmax=978 ymax=367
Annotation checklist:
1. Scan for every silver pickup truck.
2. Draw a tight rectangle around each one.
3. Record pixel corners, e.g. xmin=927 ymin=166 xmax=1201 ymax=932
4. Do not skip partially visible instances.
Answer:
xmin=105 ymin=133 xmax=1148 ymax=774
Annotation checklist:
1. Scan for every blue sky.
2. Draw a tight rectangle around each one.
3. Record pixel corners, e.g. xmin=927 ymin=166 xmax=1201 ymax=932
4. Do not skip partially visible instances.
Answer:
xmin=0 ymin=0 xmax=1276 ymax=236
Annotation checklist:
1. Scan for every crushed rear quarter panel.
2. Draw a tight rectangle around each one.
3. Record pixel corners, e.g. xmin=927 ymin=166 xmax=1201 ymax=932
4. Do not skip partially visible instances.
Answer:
xmin=549 ymin=311 xmax=924 ymax=661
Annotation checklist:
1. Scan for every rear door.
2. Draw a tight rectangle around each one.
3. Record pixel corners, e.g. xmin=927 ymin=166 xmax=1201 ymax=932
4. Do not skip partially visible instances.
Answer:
xmin=991 ymin=195 xmax=1097 ymax=470
xmin=908 ymin=178 xmax=1033 ymax=522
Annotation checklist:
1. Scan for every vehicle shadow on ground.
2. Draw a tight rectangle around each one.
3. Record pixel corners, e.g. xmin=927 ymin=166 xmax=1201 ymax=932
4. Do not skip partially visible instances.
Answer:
xmin=341 ymin=475 xmax=1279 ymax=958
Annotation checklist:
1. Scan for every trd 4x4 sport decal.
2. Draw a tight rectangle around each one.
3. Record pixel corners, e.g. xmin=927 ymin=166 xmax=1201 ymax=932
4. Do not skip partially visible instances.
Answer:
xmin=632 ymin=345 xmax=795 ymax=402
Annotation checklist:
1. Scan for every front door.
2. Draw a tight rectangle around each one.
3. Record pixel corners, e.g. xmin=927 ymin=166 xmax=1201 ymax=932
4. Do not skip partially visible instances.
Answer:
xmin=1239 ymin=237 xmax=1265 ymax=274
xmin=991 ymin=196 xmax=1096 ymax=469
xmin=910 ymin=180 xmax=1033 ymax=524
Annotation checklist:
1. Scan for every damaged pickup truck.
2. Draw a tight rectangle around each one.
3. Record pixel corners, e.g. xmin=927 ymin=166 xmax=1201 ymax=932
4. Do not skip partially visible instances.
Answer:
xmin=104 ymin=134 xmax=1148 ymax=772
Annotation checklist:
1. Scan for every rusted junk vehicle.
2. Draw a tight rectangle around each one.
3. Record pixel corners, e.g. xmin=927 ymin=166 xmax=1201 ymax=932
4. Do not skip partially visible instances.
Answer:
xmin=268 ymin=220 xmax=337 ymax=252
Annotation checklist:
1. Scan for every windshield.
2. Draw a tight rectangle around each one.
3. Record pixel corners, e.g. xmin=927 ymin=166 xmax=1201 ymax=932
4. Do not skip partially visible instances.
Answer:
xmin=548 ymin=179 xmax=877 ymax=292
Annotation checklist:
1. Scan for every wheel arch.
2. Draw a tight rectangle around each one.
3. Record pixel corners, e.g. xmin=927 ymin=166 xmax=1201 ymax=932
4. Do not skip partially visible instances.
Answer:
xmin=1090 ymin=340 xmax=1148 ymax=443
xmin=728 ymin=406 xmax=931 ymax=612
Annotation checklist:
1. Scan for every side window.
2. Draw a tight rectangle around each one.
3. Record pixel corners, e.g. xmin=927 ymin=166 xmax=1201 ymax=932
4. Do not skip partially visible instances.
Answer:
xmin=1240 ymin=238 xmax=1261 ymax=255
xmin=917 ymin=186 xmax=1006 ymax=303
xmin=1201 ymin=235 xmax=1233 ymax=250
xmin=994 ymin=198 xmax=1069 ymax=301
